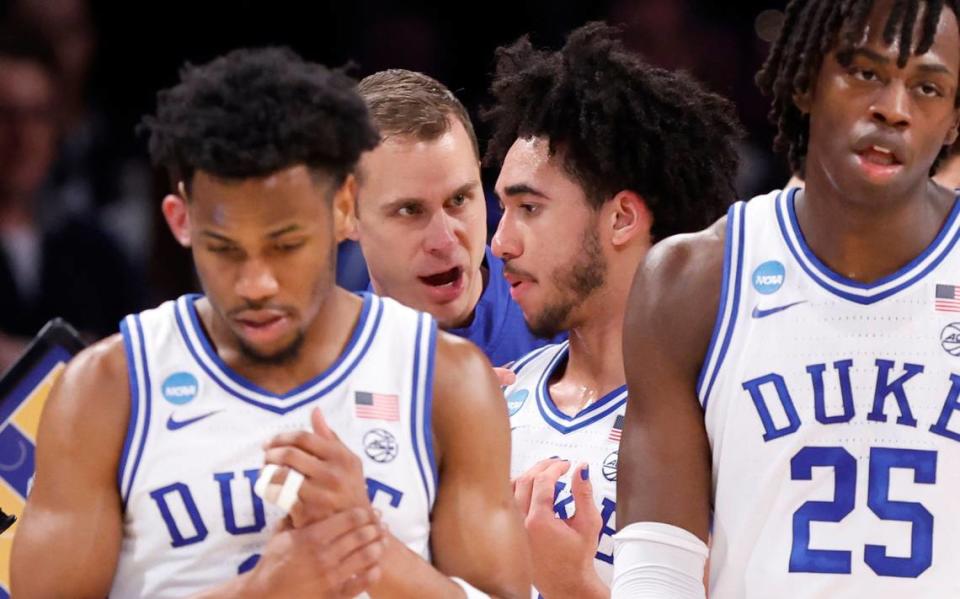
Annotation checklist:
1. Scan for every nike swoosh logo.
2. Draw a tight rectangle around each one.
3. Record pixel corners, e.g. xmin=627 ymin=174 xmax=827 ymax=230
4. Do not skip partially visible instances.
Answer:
xmin=751 ymin=300 xmax=807 ymax=319
xmin=166 ymin=410 xmax=221 ymax=431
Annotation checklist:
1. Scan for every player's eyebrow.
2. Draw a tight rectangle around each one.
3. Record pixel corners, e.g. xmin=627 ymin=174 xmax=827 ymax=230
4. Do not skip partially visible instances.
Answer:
xmin=500 ymin=183 xmax=550 ymax=199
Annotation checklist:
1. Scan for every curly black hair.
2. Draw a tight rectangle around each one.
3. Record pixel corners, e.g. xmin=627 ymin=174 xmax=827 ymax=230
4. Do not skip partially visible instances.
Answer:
xmin=757 ymin=0 xmax=960 ymax=176
xmin=141 ymin=47 xmax=379 ymax=192
xmin=483 ymin=22 xmax=743 ymax=241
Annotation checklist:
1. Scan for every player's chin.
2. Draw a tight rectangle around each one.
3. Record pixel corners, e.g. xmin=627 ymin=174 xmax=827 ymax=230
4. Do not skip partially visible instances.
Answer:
xmin=236 ymin=329 xmax=305 ymax=365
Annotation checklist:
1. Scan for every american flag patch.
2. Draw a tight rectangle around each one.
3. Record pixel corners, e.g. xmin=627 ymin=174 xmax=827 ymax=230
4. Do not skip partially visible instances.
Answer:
xmin=354 ymin=391 xmax=399 ymax=421
xmin=609 ymin=414 xmax=624 ymax=442
xmin=936 ymin=284 xmax=960 ymax=312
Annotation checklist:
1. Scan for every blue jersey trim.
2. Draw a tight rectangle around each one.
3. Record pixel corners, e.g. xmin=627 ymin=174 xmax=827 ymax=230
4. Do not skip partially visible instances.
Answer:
xmin=174 ymin=294 xmax=383 ymax=414
xmin=777 ymin=188 xmax=960 ymax=304
xmin=696 ymin=204 xmax=738 ymax=399
xmin=701 ymin=202 xmax=746 ymax=411
xmin=423 ymin=320 xmax=438 ymax=493
xmin=409 ymin=313 xmax=427 ymax=506
xmin=533 ymin=344 xmax=628 ymax=434
xmin=124 ymin=315 xmax=152 ymax=506
xmin=410 ymin=313 xmax=433 ymax=508
xmin=510 ymin=343 xmax=558 ymax=375
xmin=117 ymin=317 xmax=140 ymax=508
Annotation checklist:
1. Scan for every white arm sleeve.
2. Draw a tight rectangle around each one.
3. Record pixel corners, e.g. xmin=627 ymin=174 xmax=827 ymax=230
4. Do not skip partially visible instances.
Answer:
xmin=610 ymin=521 xmax=708 ymax=599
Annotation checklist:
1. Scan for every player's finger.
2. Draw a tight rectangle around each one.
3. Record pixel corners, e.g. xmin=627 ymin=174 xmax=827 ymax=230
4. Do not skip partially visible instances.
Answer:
xmin=262 ymin=428 xmax=343 ymax=459
xmin=569 ymin=462 xmax=602 ymax=536
xmin=514 ymin=457 xmax=567 ymax=514
xmin=303 ymin=507 xmax=377 ymax=545
xmin=263 ymin=445 xmax=339 ymax=483
xmin=312 ymin=521 xmax=383 ymax=578
xmin=332 ymin=527 xmax=386 ymax=584
xmin=339 ymin=565 xmax=382 ymax=598
xmin=493 ymin=367 xmax=517 ymax=387
xmin=311 ymin=406 xmax=338 ymax=440
xmin=528 ymin=460 xmax=570 ymax=519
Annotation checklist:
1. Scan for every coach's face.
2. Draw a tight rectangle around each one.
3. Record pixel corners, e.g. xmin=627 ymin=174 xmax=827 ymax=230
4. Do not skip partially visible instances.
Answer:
xmin=351 ymin=118 xmax=486 ymax=329
xmin=492 ymin=137 xmax=606 ymax=338
xmin=162 ymin=165 xmax=352 ymax=364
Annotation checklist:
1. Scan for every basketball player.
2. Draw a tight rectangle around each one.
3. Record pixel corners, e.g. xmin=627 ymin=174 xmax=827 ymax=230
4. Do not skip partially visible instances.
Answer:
xmin=485 ymin=23 xmax=742 ymax=597
xmin=614 ymin=0 xmax=960 ymax=596
xmin=348 ymin=69 xmax=563 ymax=368
xmin=11 ymin=47 xmax=530 ymax=598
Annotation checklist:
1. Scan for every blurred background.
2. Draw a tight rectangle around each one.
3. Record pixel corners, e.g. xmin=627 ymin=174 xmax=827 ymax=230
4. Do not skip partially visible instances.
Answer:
xmin=0 ymin=0 xmax=789 ymax=370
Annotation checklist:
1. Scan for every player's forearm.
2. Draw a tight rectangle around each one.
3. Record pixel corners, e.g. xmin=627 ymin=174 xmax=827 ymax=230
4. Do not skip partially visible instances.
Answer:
xmin=367 ymin=533 xmax=522 ymax=599
xmin=366 ymin=534 xmax=464 ymax=598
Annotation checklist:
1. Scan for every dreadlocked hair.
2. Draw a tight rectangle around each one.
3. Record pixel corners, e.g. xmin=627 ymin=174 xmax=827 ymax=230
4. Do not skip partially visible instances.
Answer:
xmin=757 ymin=0 xmax=960 ymax=175
xmin=483 ymin=22 xmax=744 ymax=241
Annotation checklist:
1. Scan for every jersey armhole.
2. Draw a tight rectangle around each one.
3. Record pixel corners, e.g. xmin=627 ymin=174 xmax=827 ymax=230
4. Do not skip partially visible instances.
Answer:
xmin=696 ymin=201 xmax=747 ymax=411
xmin=117 ymin=315 xmax=152 ymax=511
xmin=410 ymin=313 xmax=439 ymax=510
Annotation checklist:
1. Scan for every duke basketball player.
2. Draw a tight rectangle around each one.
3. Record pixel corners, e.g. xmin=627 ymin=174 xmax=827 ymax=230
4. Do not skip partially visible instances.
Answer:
xmin=615 ymin=1 xmax=960 ymax=597
xmin=11 ymin=47 xmax=529 ymax=598
xmin=484 ymin=23 xmax=742 ymax=598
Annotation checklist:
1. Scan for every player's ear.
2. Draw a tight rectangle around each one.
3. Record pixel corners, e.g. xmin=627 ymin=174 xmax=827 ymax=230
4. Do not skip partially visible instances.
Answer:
xmin=609 ymin=190 xmax=652 ymax=249
xmin=162 ymin=187 xmax=191 ymax=248
xmin=943 ymin=109 xmax=960 ymax=147
xmin=334 ymin=174 xmax=359 ymax=242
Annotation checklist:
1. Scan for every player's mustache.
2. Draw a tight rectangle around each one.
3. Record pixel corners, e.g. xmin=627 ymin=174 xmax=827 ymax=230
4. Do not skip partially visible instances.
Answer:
xmin=502 ymin=262 xmax=536 ymax=281
xmin=227 ymin=302 xmax=295 ymax=317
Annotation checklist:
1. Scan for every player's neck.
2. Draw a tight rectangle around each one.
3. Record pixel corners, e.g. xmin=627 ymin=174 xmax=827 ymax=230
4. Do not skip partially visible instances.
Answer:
xmin=798 ymin=175 xmax=955 ymax=284
xmin=199 ymin=289 xmax=363 ymax=395
xmin=549 ymin=290 xmax=626 ymax=416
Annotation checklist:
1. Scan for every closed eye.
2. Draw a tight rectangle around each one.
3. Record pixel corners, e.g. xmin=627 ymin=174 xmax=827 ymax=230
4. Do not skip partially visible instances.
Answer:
xmin=274 ymin=240 xmax=306 ymax=252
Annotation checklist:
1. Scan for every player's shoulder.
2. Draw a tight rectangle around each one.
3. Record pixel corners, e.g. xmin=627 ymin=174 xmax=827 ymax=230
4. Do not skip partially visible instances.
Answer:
xmin=640 ymin=212 xmax=728 ymax=305
xmin=55 ymin=334 xmax=130 ymax=413
xmin=625 ymin=208 xmax=735 ymax=373
xmin=37 ymin=334 xmax=130 ymax=459
xmin=434 ymin=329 xmax=494 ymax=375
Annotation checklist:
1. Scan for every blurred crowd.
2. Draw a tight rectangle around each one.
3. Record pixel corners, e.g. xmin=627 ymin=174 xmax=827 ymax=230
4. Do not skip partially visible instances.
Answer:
xmin=0 ymin=0 xmax=787 ymax=371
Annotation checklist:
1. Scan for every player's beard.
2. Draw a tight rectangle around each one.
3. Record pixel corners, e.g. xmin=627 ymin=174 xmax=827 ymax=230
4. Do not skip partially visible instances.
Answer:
xmin=528 ymin=226 xmax=606 ymax=338
xmin=237 ymin=329 xmax=306 ymax=365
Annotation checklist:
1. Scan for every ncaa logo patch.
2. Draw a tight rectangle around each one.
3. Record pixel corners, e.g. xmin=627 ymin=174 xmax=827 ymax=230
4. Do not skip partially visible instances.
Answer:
xmin=752 ymin=261 xmax=785 ymax=295
xmin=940 ymin=323 xmax=960 ymax=356
xmin=506 ymin=389 xmax=528 ymax=416
xmin=602 ymin=451 xmax=618 ymax=482
xmin=363 ymin=429 xmax=399 ymax=463
xmin=161 ymin=372 xmax=199 ymax=405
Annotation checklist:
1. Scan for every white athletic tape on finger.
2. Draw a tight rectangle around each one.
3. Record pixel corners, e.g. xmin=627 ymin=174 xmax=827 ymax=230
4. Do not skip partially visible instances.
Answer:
xmin=254 ymin=464 xmax=278 ymax=499
xmin=276 ymin=468 xmax=305 ymax=512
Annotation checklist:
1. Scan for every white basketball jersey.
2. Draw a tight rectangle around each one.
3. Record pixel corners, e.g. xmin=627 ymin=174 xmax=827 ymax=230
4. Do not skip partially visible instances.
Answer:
xmin=110 ymin=293 xmax=438 ymax=598
xmin=699 ymin=188 xmax=960 ymax=597
xmin=506 ymin=341 xmax=626 ymax=594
